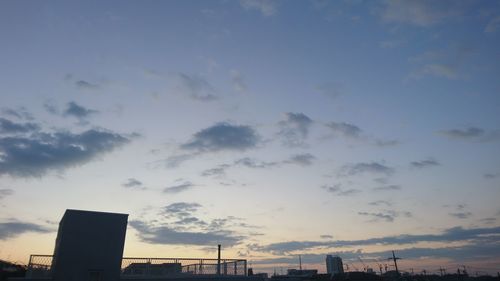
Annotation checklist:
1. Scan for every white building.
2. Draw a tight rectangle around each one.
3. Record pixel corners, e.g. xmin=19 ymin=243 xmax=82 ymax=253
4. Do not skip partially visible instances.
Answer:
xmin=325 ymin=255 xmax=344 ymax=275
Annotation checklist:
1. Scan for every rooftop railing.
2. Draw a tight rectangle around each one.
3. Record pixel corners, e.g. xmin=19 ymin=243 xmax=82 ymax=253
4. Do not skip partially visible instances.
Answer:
xmin=27 ymin=255 xmax=247 ymax=278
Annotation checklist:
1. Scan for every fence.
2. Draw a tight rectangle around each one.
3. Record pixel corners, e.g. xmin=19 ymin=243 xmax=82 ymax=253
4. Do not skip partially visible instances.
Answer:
xmin=27 ymin=255 xmax=247 ymax=278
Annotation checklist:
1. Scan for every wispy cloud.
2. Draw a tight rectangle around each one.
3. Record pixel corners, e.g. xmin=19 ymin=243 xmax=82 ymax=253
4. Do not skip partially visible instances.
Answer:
xmin=340 ymin=162 xmax=394 ymax=177
xmin=63 ymin=102 xmax=98 ymax=120
xmin=321 ymin=184 xmax=361 ymax=196
xmin=0 ymin=189 xmax=14 ymax=200
xmin=439 ymin=126 xmax=500 ymax=142
xmin=253 ymin=225 xmax=500 ymax=254
xmin=0 ymin=220 xmax=52 ymax=240
xmin=163 ymin=181 xmax=195 ymax=194
xmin=411 ymin=158 xmax=440 ymax=169
xmin=326 ymin=122 xmax=362 ymax=138
xmin=373 ymin=185 xmax=402 ymax=191
xmin=234 ymin=158 xmax=278 ymax=169
xmin=130 ymin=202 xmax=258 ymax=246
xmin=75 ymin=80 xmax=99 ymax=90
xmin=0 ymin=118 xmax=39 ymax=134
xmin=379 ymin=0 xmax=469 ymax=27
xmin=315 ymin=82 xmax=344 ymax=99
xmin=129 ymin=220 xmax=243 ymax=246
xmin=230 ymin=70 xmax=247 ymax=94
xmin=278 ymin=112 xmax=313 ymax=147
xmin=484 ymin=15 xmax=500 ymax=33
xmin=285 ymin=153 xmax=316 ymax=166
xmin=358 ymin=210 xmax=412 ymax=223
xmin=1 ymin=107 xmax=34 ymax=120
xmin=239 ymin=0 xmax=277 ymax=16
xmin=122 ymin=178 xmax=146 ymax=190
xmin=174 ymin=72 xmax=217 ymax=101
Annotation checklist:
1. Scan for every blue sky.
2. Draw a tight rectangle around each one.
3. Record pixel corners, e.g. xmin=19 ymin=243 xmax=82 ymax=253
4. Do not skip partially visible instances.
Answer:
xmin=1 ymin=0 xmax=499 ymax=275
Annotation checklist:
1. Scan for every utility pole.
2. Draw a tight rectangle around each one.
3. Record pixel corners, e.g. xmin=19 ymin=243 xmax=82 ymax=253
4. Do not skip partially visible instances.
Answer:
xmin=387 ymin=250 xmax=401 ymax=275
xmin=299 ymin=255 xmax=302 ymax=271
xmin=217 ymin=244 xmax=221 ymax=275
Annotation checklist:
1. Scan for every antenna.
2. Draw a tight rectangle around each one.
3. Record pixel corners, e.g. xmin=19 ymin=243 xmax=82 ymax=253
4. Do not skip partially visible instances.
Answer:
xmin=387 ymin=250 xmax=401 ymax=275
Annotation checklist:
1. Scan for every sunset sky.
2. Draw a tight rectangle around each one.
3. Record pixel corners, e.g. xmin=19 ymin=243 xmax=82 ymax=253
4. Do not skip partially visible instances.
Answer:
xmin=1 ymin=0 xmax=500 ymax=275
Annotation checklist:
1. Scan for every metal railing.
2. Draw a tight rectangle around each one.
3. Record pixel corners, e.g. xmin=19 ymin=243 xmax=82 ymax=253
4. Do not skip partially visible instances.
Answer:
xmin=27 ymin=255 xmax=247 ymax=278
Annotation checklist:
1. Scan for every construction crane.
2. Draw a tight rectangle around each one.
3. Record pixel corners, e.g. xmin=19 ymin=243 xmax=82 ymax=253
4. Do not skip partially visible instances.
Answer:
xmin=358 ymin=257 xmax=367 ymax=272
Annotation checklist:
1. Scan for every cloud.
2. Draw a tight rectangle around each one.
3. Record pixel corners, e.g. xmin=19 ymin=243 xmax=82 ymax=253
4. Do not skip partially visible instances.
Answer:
xmin=253 ymin=242 xmax=500 ymax=266
xmin=201 ymin=164 xmax=230 ymax=177
xmin=326 ymin=122 xmax=362 ymax=138
xmin=164 ymin=153 xmax=196 ymax=169
xmin=234 ymin=157 xmax=278 ymax=169
xmin=321 ymin=184 xmax=361 ymax=196
xmin=278 ymin=112 xmax=313 ymax=147
xmin=379 ymin=0 xmax=468 ymax=27
xmin=230 ymin=70 xmax=247 ymax=93
xmin=63 ymin=102 xmax=98 ymax=119
xmin=411 ymin=158 xmax=440 ymax=168
xmin=181 ymin=122 xmax=260 ymax=152
xmin=340 ymin=162 xmax=394 ymax=176
xmin=254 ymin=225 xmax=500 ymax=254
xmin=485 ymin=15 xmax=500 ymax=33
xmin=408 ymin=45 xmax=475 ymax=80
xmin=358 ymin=211 xmax=396 ymax=222
xmin=0 ymin=189 xmax=14 ymax=199
xmin=163 ymin=182 xmax=195 ymax=194
xmin=439 ymin=127 xmax=500 ymax=143
xmin=285 ymin=153 xmax=316 ymax=166
xmin=202 ymin=153 xmax=315 ymax=177
xmin=174 ymin=73 xmax=217 ymax=101
xmin=75 ymin=80 xmax=99 ymax=90
xmin=164 ymin=202 xmax=202 ymax=218
xmin=1 ymin=107 xmax=34 ymax=120
xmin=372 ymin=185 xmax=402 ymax=191
xmin=129 ymin=220 xmax=244 ymax=246
xmin=0 ymin=129 xmax=130 ymax=177
xmin=374 ymin=139 xmax=400 ymax=147
xmin=480 ymin=217 xmax=496 ymax=224
xmin=0 ymin=118 xmax=39 ymax=134
xmin=484 ymin=173 xmax=499 ymax=179
xmin=0 ymin=220 xmax=52 ymax=240
xmin=449 ymin=212 xmax=473 ymax=219
xmin=379 ymin=39 xmax=406 ymax=49
xmin=320 ymin=235 xmax=333 ymax=239
xmin=368 ymin=200 xmax=392 ymax=206
xmin=129 ymin=203 xmax=257 ymax=246
xmin=441 ymin=127 xmax=484 ymax=138
xmin=239 ymin=0 xmax=277 ymax=16
xmin=316 ymin=83 xmax=343 ymax=99
xmin=122 ymin=178 xmax=145 ymax=190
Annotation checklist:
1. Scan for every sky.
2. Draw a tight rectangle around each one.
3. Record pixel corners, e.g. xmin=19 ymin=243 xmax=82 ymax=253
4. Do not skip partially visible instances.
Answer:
xmin=1 ymin=0 xmax=500 ymax=276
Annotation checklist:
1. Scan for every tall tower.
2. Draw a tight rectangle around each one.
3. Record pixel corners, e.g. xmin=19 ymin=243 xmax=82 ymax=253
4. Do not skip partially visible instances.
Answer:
xmin=326 ymin=255 xmax=344 ymax=275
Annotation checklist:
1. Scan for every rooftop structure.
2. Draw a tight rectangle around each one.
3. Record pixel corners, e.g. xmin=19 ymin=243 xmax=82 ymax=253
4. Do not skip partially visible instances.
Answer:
xmin=22 ymin=209 xmax=251 ymax=281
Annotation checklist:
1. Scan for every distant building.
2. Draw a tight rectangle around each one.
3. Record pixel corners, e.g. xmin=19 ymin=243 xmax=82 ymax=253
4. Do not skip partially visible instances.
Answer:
xmin=122 ymin=262 xmax=182 ymax=276
xmin=287 ymin=269 xmax=318 ymax=276
xmin=326 ymin=255 xmax=344 ymax=275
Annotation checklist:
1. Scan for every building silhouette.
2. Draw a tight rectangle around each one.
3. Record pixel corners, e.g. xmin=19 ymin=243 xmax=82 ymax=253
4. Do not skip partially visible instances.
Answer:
xmin=51 ymin=209 xmax=128 ymax=281
xmin=21 ymin=209 xmax=256 ymax=281
xmin=325 ymin=255 xmax=343 ymax=275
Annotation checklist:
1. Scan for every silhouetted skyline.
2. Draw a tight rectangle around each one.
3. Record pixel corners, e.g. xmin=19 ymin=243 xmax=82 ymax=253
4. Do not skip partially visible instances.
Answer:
xmin=0 ymin=0 xmax=499 ymax=275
